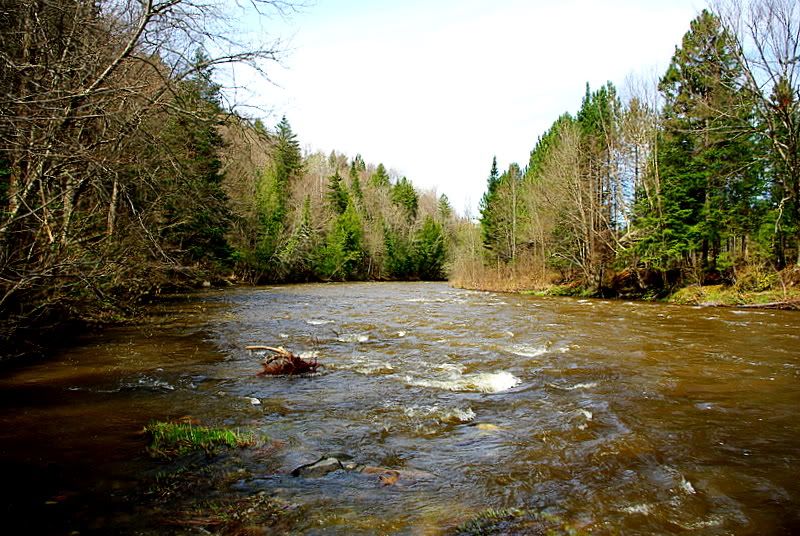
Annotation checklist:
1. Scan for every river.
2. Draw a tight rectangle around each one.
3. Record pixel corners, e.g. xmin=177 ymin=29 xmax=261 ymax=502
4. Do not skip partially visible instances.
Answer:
xmin=1 ymin=282 xmax=799 ymax=534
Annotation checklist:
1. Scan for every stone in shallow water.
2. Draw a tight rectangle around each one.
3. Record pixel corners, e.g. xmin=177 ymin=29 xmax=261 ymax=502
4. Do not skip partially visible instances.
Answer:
xmin=291 ymin=457 xmax=343 ymax=478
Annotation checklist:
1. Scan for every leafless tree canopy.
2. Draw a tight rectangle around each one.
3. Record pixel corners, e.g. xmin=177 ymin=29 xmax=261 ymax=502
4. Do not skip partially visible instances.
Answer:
xmin=0 ymin=0 xmax=289 ymax=351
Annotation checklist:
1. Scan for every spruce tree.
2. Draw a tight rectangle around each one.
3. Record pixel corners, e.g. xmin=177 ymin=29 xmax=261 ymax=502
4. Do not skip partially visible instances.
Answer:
xmin=414 ymin=216 xmax=447 ymax=280
xmin=349 ymin=159 xmax=364 ymax=205
xmin=438 ymin=194 xmax=453 ymax=221
xmin=480 ymin=156 xmax=501 ymax=255
xmin=638 ymin=10 xmax=758 ymax=277
xmin=327 ymin=170 xmax=349 ymax=215
xmin=391 ymin=177 xmax=418 ymax=222
xmin=160 ymin=50 xmax=233 ymax=265
xmin=383 ymin=223 xmax=415 ymax=278
xmin=371 ymin=163 xmax=390 ymax=188
xmin=255 ymin=116 xmax=303 ymax=269
xmin=318 ymin=201 xmax=365 ymax=280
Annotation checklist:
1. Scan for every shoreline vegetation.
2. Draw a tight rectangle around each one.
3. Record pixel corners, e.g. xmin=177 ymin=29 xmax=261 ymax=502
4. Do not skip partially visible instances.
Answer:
xmin=451 ymin=265 xmax=800 ymax=310
xmin=448 ymin=4 xmax=800 ymax=314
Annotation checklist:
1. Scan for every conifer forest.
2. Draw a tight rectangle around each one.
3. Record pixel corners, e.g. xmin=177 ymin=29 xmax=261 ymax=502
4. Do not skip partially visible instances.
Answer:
xmin=457 ymin=4 xmax=800 ymax=302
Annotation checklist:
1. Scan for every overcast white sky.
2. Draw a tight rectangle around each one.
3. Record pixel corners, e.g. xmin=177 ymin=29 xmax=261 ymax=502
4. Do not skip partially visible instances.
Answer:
xmin=230 ymin=0 xmax=704 ymax=216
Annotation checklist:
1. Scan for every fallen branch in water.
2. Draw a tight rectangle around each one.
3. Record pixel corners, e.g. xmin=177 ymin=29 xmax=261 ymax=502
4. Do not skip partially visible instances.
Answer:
xmin=247 ymin=346 xmax=321 ymax=376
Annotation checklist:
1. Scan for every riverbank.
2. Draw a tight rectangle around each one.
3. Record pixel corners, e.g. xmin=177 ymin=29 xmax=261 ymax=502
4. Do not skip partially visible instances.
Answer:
xmin=451 ymin=266 xmax=800 ymax=311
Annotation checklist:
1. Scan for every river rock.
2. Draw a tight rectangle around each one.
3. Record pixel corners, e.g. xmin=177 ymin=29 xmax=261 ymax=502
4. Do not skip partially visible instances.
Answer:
xmin=359 ymin=465 xmax=435 ymax=485
xmin=291 ymin=457 xmax=343 ymax=478
xmin=472 ymin=423 xmax=501 ymax=432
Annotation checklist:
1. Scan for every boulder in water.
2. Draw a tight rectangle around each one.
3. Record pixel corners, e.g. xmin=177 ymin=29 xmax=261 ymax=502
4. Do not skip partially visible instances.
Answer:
xmin=290 ymin=456 xmax=435 ymax=486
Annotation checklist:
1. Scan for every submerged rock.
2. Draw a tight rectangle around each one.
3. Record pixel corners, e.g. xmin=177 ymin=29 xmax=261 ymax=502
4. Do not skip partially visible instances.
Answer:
xmin=471 ymin=423 xmax=502 ymax=432
xmin=291 ymin=457 xmax=343 ymax=478
xmin=291 ymin=456 xmax=435 ymax=485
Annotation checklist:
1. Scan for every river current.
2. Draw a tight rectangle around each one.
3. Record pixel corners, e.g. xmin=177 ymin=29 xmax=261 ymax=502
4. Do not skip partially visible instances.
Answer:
xmin=1 ymin=282 xmax=799 ymax=534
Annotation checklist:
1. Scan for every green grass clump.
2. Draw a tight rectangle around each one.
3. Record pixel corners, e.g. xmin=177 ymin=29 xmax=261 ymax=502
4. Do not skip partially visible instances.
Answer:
xmin=547 ymin=284 xmax=584 ymax=297
xmin=145 ymin=421 xmax=256 ymax=459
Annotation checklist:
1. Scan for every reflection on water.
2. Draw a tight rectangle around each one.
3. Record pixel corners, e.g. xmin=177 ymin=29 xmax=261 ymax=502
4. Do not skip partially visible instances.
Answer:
xmin=1 ymin=282 xmax=799 ymax=534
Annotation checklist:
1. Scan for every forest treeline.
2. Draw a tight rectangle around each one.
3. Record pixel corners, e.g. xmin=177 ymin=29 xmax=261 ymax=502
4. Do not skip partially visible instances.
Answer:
xmin=453 ymin=1 xmax=800 ymax=298
xmin=0 ymin=0 xmax=451 ymax=356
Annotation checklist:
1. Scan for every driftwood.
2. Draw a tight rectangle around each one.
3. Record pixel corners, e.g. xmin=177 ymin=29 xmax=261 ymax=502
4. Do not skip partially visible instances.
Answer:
xmin=736 ymin=299 xmax=800 ymax=310
xmin=246 ymin=346 xmax=321 ymax=376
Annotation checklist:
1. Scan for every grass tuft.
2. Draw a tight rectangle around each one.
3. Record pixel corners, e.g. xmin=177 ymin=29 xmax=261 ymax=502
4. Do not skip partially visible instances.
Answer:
xmin=145 ymin=421 xmax=256 ymax=459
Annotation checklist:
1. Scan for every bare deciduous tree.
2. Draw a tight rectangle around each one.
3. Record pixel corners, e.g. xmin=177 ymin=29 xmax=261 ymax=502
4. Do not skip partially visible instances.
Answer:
xmin=714 ymin=0 xmax=800 ymax=263
xmin=0 ymin=0 xmax=293 ymax=351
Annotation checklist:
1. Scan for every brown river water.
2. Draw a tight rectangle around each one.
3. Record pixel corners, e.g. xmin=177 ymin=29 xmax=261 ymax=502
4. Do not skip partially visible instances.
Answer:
xmin=1 ymin=282 xmax=799 ymax=534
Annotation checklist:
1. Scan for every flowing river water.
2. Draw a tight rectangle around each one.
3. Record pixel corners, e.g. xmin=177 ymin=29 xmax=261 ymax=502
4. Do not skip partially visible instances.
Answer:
xmin=1 ymin=282 xmax=799 ymax=534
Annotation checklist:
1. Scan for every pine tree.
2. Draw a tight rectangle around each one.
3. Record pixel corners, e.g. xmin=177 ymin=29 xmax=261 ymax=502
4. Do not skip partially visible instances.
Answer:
xmin=274 ymin=116 xmax=303 ymax=185
xmin=277 ymin=196 xmax=318 ymax=281
xmin=575 ymin=82 xmax=621 ymax=288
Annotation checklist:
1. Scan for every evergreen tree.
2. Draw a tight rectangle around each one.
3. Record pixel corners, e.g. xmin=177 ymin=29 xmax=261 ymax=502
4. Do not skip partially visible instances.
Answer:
xmin=161 ymin=50 xmax=232 ymax=265
xmin=349 ymin=159 xmax=364 ymax=205
xmin=371 ymin=163 xmax=390 ymax=188
xmin=391 ymin=176 xmax=418 ymax=222
xmin=254 ymin=116 xmax=302 ymax=268
xmin=383 ymin=223 xmax=415 ymax=278
xmin=327 ymin=170 xmax=349 ymax=215
xmin=277 ymin=195 xmax=317 ymax=281
xmin=274 ymin=115 xmax=303 ymax=185
xmin=480 ymin=156 xmax=502 ymax=255
xmin=576 ymin=82 xmax=621 ymax=287
xmin=438 ymin=194 xmax=453 ymax=221
xmin=413 ymin=216 xmax=447 ymax=280
xmin=636 ymin=10 xmax=758 ymax=277
xmin=318 ymin=201 xmax=365 ymax=280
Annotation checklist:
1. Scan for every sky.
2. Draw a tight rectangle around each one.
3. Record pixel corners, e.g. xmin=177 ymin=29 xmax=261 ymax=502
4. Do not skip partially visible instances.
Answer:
xmin=229 ymin=0 xmax=705 ymax=216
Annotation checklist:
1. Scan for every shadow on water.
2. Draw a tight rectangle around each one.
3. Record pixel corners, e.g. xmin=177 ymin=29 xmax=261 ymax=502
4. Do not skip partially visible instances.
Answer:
xmin=1 ymin=282 xmax=800 ymax=534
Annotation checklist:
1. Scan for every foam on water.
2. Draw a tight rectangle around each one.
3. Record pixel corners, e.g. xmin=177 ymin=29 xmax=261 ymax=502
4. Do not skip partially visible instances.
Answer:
xmin=679 ymin=476 xmax=696 ymax=495
xmin=337 ymin=333 xmax=370 ymax=343
xmin=124 ymin=375 xmax=175 ymax=391
xmin=507 ymin=344 xmax=548 ymax=358
xmin=402 ymin=405 xmax=476 ymax=424
xmin=306 ymin=319 xmax=334 ymax=325
xmin=405 ymin=370 xmax=521 ymax=393
xmin=557 ymin=381 xmax=598 ymax=391
xmin=621 ymin=504 xmax=653 ymax=515
xmin=434 ymin=363 xmax=466 ymax=374
xmin=331 ymin=356 xmax=394 ymax=375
